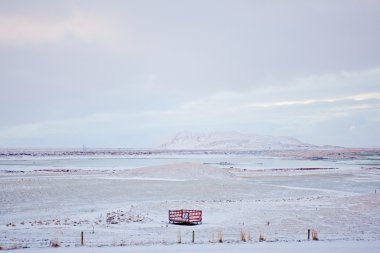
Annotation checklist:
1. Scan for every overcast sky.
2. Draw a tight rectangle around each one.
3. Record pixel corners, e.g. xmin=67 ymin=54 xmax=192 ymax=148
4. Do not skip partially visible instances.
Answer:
xmin=0 ymin=0 xmax=379 ymax=148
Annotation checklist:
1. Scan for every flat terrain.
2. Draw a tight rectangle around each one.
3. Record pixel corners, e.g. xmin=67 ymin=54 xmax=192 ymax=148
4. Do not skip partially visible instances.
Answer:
xmin=1 ymin=161 xmax=379 ymax=250
xmin=8 ymin=241 xmax=380 ymax=253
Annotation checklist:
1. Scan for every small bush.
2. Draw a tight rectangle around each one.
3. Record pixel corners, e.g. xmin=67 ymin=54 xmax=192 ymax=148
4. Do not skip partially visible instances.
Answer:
xmin=50 ymin=240 xmax=60 ymax=247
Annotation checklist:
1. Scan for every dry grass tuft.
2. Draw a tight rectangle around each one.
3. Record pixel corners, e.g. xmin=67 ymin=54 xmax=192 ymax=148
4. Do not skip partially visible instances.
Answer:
xmin=218 ymin=231 xmax=224 ymax=243
xmin=50 ymin=240 xmax=60 ymax=248
xmin=259 ymin=232 xmax=265 ymax=242
xmin=209 ymin=232 xmax=215 ymax=243
xmin=177 ymin=231 xmax=181 ymax=244
xmin=248 ymin=231 xmax=252 ymax=241
xmin=312 ymin=229 xmax=319 ymax=240
xmin=240 ymin=229 xmax=246 ymax=242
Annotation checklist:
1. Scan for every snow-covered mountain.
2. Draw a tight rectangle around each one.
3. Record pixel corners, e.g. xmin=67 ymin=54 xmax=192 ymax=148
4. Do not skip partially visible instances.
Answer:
xmin=161 ymin=131 xmax=318 ymax=150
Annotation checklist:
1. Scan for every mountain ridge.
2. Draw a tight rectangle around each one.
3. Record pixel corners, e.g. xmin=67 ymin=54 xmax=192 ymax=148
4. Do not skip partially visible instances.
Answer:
xmin=161 ymin=131 xmax=320 ymax=150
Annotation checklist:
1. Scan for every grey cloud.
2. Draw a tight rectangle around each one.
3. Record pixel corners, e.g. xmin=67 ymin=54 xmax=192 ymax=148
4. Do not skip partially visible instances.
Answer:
xmin=0 ymin=0 xmax=379 ymax=147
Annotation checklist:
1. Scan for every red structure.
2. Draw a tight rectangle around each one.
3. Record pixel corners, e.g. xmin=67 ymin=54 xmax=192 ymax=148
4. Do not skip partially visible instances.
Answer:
xmin=169 ymin=209 xmax=202 ymax=225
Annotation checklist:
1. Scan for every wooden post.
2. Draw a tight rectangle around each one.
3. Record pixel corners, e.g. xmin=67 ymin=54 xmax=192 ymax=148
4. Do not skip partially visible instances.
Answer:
xmin=81 ymin=231 xmax=84 ymax=246
xmin=192 ymin=230 xmax=195 ymax=243
xmin=308 ymin=229 xmax=310 ymax=240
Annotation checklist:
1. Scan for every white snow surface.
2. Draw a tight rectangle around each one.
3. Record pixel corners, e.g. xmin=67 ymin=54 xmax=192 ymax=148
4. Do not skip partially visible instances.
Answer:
xmin=162 ymin=131 xmax=317 ymax=150
xmin=9 ymin=241 xmax=380 ymax=253
xmin=1 ymin=161 xmax=379 ymax=251
xmin=123 ymin=162 xmax=234 ymax=180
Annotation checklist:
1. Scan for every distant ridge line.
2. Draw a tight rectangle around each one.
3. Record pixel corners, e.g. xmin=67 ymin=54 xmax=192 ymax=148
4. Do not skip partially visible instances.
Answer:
xmin=161 ymin=131 xmax=341 ymax=150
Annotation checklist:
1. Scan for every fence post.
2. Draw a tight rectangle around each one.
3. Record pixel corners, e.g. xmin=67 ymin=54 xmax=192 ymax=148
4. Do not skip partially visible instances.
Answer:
xmin=308 ymin=229 xmax=310 ymax=240
xmin=81 ymin=231 xmax=84 ymax=246
xmin=192 ymin=231 xmax=195 ymax=243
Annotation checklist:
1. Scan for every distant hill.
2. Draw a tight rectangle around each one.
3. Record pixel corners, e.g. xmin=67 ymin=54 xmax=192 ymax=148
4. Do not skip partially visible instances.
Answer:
xmin=161 ymin=131 xmax=319 ymax=150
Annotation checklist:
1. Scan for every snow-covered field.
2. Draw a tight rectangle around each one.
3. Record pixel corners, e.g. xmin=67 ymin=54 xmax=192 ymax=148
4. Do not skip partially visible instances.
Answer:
xmin=1 ymin=150 xmax=380 ymax=252
xmin=8 ymin=241 xmax=380 ymax=253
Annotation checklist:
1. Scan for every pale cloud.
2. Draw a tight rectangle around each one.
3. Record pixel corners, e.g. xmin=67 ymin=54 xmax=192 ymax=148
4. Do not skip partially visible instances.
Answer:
xmin=0 ymin=112 xmax=147 ymax=148
xmin=133 ymin=66 xmax=380 ymax=146
xmin=0 ymin=1 xmax=379 ymax=148
xmin=1 ymin=65 xmax=379 ymax=147
xmin=164 ymin=66 xmax=380 ymax=116
xmin=349 ymin=93 xmax=380 ymax=101
xmin=175 ymin=66 xmax=380 ymax=112
xmin=244 ymin=93 xmax=380 ymax=109
xmin=0 ymin=9 xmax=123 ymax=48
xmin=0 ymin=112 xmax=128 ymax=139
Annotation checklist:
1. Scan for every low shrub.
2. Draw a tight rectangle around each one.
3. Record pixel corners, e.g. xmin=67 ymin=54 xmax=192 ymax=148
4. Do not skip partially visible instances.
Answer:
xmin=50 ymin=240 xmax=60 ymax=248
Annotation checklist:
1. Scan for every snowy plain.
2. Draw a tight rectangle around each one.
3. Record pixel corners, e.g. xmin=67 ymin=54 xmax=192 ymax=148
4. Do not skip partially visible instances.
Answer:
xmin=0 ymin=149 xmax=379 ymax=252
xmin=8 ymin=241 xmax=380 ymax=253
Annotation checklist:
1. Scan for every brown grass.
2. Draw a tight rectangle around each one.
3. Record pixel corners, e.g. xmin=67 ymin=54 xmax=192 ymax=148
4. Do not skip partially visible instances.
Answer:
xmin=259 ymin=232 xmax=265 ymax=242
xmin=312 ymin=229 xmax=319 ymax=240
xmin=240 ymin=229 xmax=246 ymax=242
xmin=248 ymin=231 xmax=252 ymax=241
